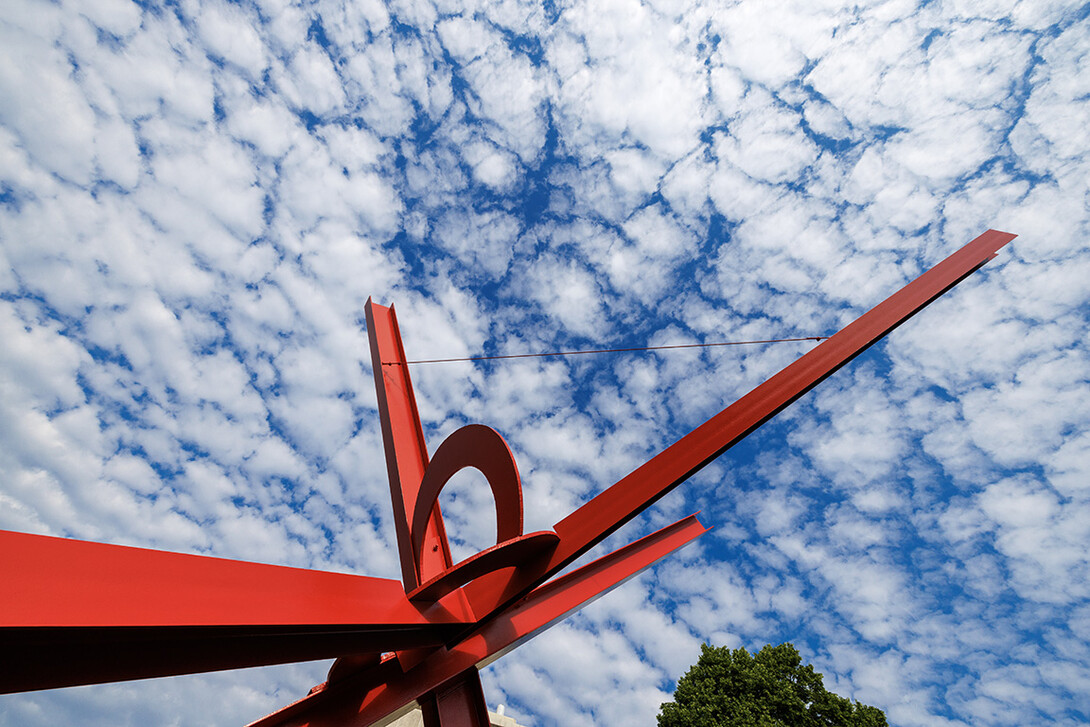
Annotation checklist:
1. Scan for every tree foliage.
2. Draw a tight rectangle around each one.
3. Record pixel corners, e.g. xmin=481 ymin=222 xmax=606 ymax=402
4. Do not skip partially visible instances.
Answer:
xmin=658 ymin=643 xmax=888 ymax=727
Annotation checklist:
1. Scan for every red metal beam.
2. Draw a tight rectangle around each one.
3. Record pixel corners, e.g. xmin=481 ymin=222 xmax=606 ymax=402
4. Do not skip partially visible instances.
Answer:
xmin=0 ymin=529 xmax=472 ymax=692
xmin=366 ymin=299 xmax=453 ymax=590
xmin=458 ymin=229 xmax=1016 ymax=619
xmin=1 ymin=530 xmax=468 ymax=629
xmin=366 ymin=300 xmax=491 ymax=727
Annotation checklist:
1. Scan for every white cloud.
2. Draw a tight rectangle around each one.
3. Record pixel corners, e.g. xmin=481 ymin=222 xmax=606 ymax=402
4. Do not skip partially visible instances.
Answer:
xmin=553 ymin=0 xmax=708 ymax=159
xmin=711 ymin=0 xmax=826 ymax=89
xmin=439 ymin=17 xmax=548 ymax=162
xmin=76 ymin=0 xmax=143 ymax=38
xmin=277 ymin=43 xmax=346 ymax=116
xmin=198 ymin=0 xmax=268 ymax=78
xmin=462 ymin=137 xmax=521 ymax=191
xmin=149 ymin=134 xmax=265 ymax=239
xmin=516 ymin=253 xmax=609 ymax=338
xmin=225 ymin=94 xmax=303 ymax=159
xmin=433 ymin=207 xmax=521 ymax=278
xmin=0 ymin=18 xmax=97 ymax=184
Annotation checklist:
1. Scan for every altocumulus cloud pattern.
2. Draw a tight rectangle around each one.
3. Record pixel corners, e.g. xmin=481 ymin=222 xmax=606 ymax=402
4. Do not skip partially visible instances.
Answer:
xmin=1 ymin=0 xmax=1089 ymax=725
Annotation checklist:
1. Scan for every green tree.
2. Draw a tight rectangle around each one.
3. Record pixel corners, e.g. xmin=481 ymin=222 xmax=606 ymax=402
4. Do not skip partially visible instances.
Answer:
xmin=658 ymin=643 xmax=888 ymax=727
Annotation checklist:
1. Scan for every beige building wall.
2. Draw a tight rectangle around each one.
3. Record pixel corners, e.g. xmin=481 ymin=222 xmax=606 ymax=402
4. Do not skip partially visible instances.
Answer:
xmin=385 ymin=705 xmax=526 ymax=727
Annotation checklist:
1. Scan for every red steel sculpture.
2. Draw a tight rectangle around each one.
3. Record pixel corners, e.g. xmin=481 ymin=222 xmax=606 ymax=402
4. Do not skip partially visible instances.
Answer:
xmin=0 ymin=230 xmax=1016 ymax=727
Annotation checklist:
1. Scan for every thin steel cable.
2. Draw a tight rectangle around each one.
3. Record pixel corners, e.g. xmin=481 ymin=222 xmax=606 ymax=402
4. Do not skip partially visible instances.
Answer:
xmin=382 ymin=336 xmax=828 ymax=365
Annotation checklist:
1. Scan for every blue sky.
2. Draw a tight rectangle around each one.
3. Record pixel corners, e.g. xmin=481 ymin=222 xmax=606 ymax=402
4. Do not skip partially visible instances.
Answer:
xmin=1 ymin=0 xmax=1089 ymax=725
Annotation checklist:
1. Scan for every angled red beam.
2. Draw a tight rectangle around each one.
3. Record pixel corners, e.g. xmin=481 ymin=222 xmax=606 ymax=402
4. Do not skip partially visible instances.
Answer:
xmin=0 ymin=530 xmax=469 ymax=627
xmin=366 ymin=299 xmax=453 ymax=590
xmin=248 ymin=514 xmax=709 ymax=727
xmin=366 ymin=300 xmax=498 ymax=727
xmin=460 ymin=230 xmax=1016 ymax=618
xmin=0 ymin=530 xmax=473 ymax=692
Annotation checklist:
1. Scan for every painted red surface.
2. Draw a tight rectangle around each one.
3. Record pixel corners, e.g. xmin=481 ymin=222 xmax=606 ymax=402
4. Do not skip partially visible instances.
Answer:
xmin=0 ymin=230 xmax=1015 ymax=727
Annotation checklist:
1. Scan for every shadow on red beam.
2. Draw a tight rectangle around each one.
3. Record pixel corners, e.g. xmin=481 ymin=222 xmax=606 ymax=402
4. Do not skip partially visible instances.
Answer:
xmin=0 ymin=624 xmax=460 ymax=694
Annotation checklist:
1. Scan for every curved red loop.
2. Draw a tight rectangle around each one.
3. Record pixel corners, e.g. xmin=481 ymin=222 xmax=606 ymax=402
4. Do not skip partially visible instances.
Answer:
xmin=410 ymin=424 xmax=524 ymax=580
xmin=408 ymin=531 xmax=560 ymax=602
